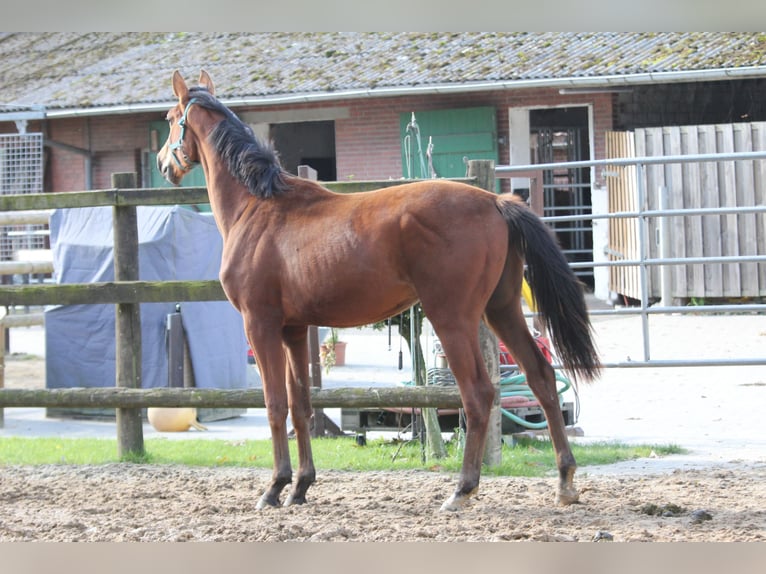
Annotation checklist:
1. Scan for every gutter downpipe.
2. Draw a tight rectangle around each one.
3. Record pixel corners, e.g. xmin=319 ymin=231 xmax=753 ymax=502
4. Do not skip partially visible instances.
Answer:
xmin=34 ymin=65 xmax=766 ymax=120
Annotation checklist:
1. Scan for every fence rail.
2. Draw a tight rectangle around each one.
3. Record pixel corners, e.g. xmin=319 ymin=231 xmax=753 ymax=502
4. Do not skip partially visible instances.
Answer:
xmin=504 ymin=150 xmax=766 ymax=368
xmin=0 ymin=386 xmax=464 ymax=410
xmin=0 ymin=280 xmax=226 ymax=306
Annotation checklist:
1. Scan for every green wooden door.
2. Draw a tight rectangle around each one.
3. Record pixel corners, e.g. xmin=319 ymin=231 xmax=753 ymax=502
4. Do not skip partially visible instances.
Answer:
xmin=149 ymin=121 xmax=210 ymax=211
xmin=399 ymin=107 xmax=498 ymax=188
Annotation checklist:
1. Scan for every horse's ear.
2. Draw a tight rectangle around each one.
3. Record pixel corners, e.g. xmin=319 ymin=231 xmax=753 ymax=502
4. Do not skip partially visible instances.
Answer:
xmin=172 ymin=70 xmax=189 ymax=100
xmin=199 ymin=70 xmax=215 ymax=96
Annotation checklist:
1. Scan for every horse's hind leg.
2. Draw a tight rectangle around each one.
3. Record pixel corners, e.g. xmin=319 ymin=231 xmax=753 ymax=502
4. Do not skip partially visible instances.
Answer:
xmin=431 ymin=322 xmax=496 ymax=512
xmin=484 ymin=303 xmax=579 ymax=505
xmin=282 ymin=326 xmax=316 ymax=506
xmin=245 ymin=315 xmax=293 ymax=509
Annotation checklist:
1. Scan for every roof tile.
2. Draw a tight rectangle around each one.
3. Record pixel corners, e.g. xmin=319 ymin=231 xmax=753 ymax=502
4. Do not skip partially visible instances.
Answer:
xmin=1 ymin=32 xmax=764 ymax=111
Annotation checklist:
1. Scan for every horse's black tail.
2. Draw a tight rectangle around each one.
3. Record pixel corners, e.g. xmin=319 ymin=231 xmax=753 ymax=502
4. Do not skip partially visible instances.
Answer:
xmin=497 ymin=197 xmax=601 ymax=383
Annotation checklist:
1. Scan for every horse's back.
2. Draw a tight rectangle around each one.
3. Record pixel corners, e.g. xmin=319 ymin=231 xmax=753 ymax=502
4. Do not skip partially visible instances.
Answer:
xmin=222 ymin=177 xmax=510 ymax=327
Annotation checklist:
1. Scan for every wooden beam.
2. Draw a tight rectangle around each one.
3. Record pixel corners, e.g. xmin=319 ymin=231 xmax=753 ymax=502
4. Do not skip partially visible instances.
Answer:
xmin=0 ymin=179 xmax=479 ymax=211
xmin=112 ymin=173 xmax=144 ymax=459
xmin=468 ymin=160 xmax=502 ymax=467
xmin=323 ymin=177 xmax=476 ymax=194
xmin=0 ymin=187 xmax=209 ymax=212
xmin=0 ymin=308 xmax=4 ymax=428
xmin=0 ymin=386 xmax=465 ymax=409
xmin=0 ymin=261 xmax=53 ymax=276
xmin=0 ymin=280 xmax=227 ymax=306
xmin=0 ymin=209 xmax=53 ymax=225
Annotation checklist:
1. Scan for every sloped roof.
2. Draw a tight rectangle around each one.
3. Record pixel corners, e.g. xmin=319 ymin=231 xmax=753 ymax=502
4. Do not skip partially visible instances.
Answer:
xmin=1 ymin=32 xmax=765 ymax=115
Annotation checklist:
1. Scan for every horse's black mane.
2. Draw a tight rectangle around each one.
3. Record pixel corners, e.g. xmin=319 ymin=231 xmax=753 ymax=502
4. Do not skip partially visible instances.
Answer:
xmin=188 ymin=86 xmax=288 ymax=198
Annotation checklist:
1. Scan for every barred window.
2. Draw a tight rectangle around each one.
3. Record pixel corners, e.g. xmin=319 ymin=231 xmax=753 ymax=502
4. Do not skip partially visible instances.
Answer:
xmin=0 ymin=132 xmax=46 ymax=261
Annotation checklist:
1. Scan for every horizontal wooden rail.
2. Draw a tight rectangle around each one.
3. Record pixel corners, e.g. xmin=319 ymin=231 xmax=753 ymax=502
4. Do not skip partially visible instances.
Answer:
xmin=0 ymin=386 xmax=464 ymax=409
xmin=0 ymin=209 xmax=54 ymax=225
xmin=1 ymin=312 xmax=44 ymax=328
xmin=325 ymin=177 xmax=475 ymax=194
xmin=0 ymin=280 xmax=227 ymax=306
xmin=0 ymin=188 xmax=210 ymax=211
xmin=0 ymin=178 xmax=478 ymax=212
xmin=0 ymin=260 xmax=53 ymax=276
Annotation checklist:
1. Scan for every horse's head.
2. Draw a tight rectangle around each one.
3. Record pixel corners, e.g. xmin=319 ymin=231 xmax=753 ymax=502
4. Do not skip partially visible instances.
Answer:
xmin=156 ymin=70 xmax=215 ymax=185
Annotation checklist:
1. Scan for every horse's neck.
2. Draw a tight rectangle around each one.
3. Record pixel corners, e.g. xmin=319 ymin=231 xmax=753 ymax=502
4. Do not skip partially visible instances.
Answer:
xmin=199 ymin=159 xmax=251 ymax=240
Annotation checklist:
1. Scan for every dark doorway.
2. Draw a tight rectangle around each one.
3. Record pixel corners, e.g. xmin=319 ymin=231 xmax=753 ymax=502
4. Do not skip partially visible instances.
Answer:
xmin=530 ymin=107 xmax=593 ymax=288
xmin=271 ymin=121 xmax=336 ymax=181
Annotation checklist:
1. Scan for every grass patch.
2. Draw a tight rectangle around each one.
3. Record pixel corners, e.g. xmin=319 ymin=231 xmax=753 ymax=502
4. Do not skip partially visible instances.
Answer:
xmin=0 ymin=436 xmax=684 ymax=477
xmin=7 ymin=352 xmax=41 ymax=361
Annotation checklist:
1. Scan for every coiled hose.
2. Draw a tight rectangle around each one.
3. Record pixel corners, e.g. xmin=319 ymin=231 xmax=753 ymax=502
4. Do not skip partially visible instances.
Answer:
xmin=422 ymin=366 xmax=578 ymax=430
xmin=498 ymin=369 xmax=574 ymax=429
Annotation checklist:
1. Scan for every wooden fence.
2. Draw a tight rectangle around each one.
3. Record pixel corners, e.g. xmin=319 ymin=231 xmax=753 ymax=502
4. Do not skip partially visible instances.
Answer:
xmin=606 ymin=122 xmax=766 ymax=300
xmin=0 ymin=165 xmax=498 ymax=458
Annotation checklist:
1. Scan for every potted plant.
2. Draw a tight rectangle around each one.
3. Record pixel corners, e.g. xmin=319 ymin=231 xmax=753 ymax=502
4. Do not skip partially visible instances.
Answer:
xmin=320 ymin=328 xmax=347 ymax=371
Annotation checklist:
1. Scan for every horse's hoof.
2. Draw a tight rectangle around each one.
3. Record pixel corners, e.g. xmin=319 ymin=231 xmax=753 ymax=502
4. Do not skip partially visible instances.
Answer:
xmin=284 ymin=494 xmax=307 ymax=507
xmin=439 ymin=492 xmax=470 ymax=512
xmin=556 ymin=488 xmax=580 ymax=506
xmin=256 ymin=494 xmax=280 ymax=510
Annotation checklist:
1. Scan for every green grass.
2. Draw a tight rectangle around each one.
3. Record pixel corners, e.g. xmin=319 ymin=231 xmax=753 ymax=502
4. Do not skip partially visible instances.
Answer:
xmin=0 ymin=436 xmax=684 ymax=477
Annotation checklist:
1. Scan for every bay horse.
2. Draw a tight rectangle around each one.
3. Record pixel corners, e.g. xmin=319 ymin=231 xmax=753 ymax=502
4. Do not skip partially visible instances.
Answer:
xmin=157 ymin=70 xmax=600 ymax=512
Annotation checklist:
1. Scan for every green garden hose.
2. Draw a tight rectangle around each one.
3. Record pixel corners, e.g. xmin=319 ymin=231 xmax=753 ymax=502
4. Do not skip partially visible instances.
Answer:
xmin=498 ymin=370 xmax=572 ymax=429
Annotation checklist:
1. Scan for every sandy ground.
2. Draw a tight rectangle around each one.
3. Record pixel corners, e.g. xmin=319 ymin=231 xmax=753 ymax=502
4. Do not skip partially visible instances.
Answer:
xmin=0 ymin=311 xmax=764 ymax=541
xmin=1 ymin=463 xmax=764 ymax=542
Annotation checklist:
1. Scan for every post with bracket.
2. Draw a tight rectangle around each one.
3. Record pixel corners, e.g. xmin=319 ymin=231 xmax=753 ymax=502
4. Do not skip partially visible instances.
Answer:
xmin=0 ymin=307 xmax=5 ymax=428
xmin=297 ymin=165 xmax=342 ymax=437
xmin=112 ymin=172 xmax=145 ymax=458
xmin=467 ymin=160 xmax=502 ymax=467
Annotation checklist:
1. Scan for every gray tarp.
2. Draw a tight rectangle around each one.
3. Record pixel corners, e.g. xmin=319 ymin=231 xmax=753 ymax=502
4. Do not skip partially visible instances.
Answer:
xmin=45 ymin=206 xmax=248 ymax=391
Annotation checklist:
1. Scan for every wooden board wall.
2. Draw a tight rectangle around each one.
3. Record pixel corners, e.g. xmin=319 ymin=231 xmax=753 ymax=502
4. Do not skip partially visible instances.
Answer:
xmin=606 ymin=122 xmax=766 ymax=300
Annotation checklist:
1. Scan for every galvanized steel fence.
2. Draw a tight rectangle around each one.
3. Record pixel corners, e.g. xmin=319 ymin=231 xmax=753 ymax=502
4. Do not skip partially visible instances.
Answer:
xmin=496 ymin=149 xmax=766 ymax=369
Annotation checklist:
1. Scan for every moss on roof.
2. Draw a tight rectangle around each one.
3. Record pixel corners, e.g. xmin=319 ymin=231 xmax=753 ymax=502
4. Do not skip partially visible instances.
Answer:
xmin=1 ymin=32 xmax=764 ymax=110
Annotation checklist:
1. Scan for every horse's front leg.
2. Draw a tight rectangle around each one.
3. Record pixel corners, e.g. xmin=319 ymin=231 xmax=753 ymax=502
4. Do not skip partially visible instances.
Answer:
xmin=247 ymin=318 xmax=293 ymax=509
xmin=282 ymin=326 xmax=316 ymax=506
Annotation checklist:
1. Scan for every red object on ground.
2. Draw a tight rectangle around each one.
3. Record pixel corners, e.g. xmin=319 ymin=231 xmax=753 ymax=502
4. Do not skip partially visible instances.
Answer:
xmin=499 ymin=337 xmax=553 ymax=365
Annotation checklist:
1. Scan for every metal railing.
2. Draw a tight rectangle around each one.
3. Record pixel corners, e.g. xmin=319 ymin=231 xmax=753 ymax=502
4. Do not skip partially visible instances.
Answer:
xmin=496 ymin=150 xmax=766 ymax=369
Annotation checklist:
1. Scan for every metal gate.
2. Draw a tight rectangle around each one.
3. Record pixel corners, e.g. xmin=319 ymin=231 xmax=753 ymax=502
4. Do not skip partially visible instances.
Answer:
xmin=533 ymin=127 xmax=593 ymax=287
xmin=0 ymin=132 xmax=45 ymax=261
xmin=496 ymin=149 xmax=766 ymax=369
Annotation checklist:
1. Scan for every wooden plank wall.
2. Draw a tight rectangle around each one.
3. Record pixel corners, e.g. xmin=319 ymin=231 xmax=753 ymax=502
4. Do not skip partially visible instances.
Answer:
xmin=607 ymin=122 xmax=766 ymax=300
xmin=605 ymin=131 xmax=642 ymax=300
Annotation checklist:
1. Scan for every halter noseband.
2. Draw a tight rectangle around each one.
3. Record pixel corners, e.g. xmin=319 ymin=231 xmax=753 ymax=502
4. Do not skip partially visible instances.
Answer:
xmin=168 ymin=97 xmax=200 ymax=172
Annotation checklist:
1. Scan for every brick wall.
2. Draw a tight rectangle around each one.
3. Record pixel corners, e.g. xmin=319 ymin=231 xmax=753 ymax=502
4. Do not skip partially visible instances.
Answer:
xmin=54 ymin=114 xmax=157 ymax=191
xmin=7 ymin=79 xmax=766 ymax=194
xmin=333 ymin=88 xmax=613 ymax=186
xmin=3 ymin=88 xmax=614 ymax=193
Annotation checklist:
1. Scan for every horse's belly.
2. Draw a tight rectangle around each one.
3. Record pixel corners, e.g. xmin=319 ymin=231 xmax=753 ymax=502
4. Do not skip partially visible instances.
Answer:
xmin=284 ymin=280 xmax=417 ymax=328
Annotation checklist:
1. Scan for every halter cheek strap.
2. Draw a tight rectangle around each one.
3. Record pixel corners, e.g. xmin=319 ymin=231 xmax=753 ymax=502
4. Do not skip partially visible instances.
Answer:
xmin=168 ymin=97 xmax=200 ymax=172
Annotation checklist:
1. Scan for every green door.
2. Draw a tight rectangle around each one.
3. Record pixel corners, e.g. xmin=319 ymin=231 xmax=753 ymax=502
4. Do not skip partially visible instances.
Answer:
xmin=149 ymin=121 xmax=210 ymax=211
xmin=400 ymin=107 xmax=498 ymax=189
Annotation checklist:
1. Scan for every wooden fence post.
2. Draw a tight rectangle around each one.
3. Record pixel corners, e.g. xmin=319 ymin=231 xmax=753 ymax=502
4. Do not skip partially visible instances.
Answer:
xmin=112 ymin=172 xmax=144 ymax=458
xmin=467 ymin=160 xmax=502 ymax=467
xmin=297 ymin=165 xmax=341 ymax=437
xmin=0 ymin=308 xmax=5 ymax=428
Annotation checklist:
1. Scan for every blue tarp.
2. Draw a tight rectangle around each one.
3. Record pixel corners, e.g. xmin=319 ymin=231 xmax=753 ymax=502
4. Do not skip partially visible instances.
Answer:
xmin=45 ymin=206 xmax=248 ymax=391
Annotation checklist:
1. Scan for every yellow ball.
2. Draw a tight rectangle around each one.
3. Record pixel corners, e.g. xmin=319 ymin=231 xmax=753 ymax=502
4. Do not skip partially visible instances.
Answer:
xmin=147 ymin=407 xmax=207 ymax=432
